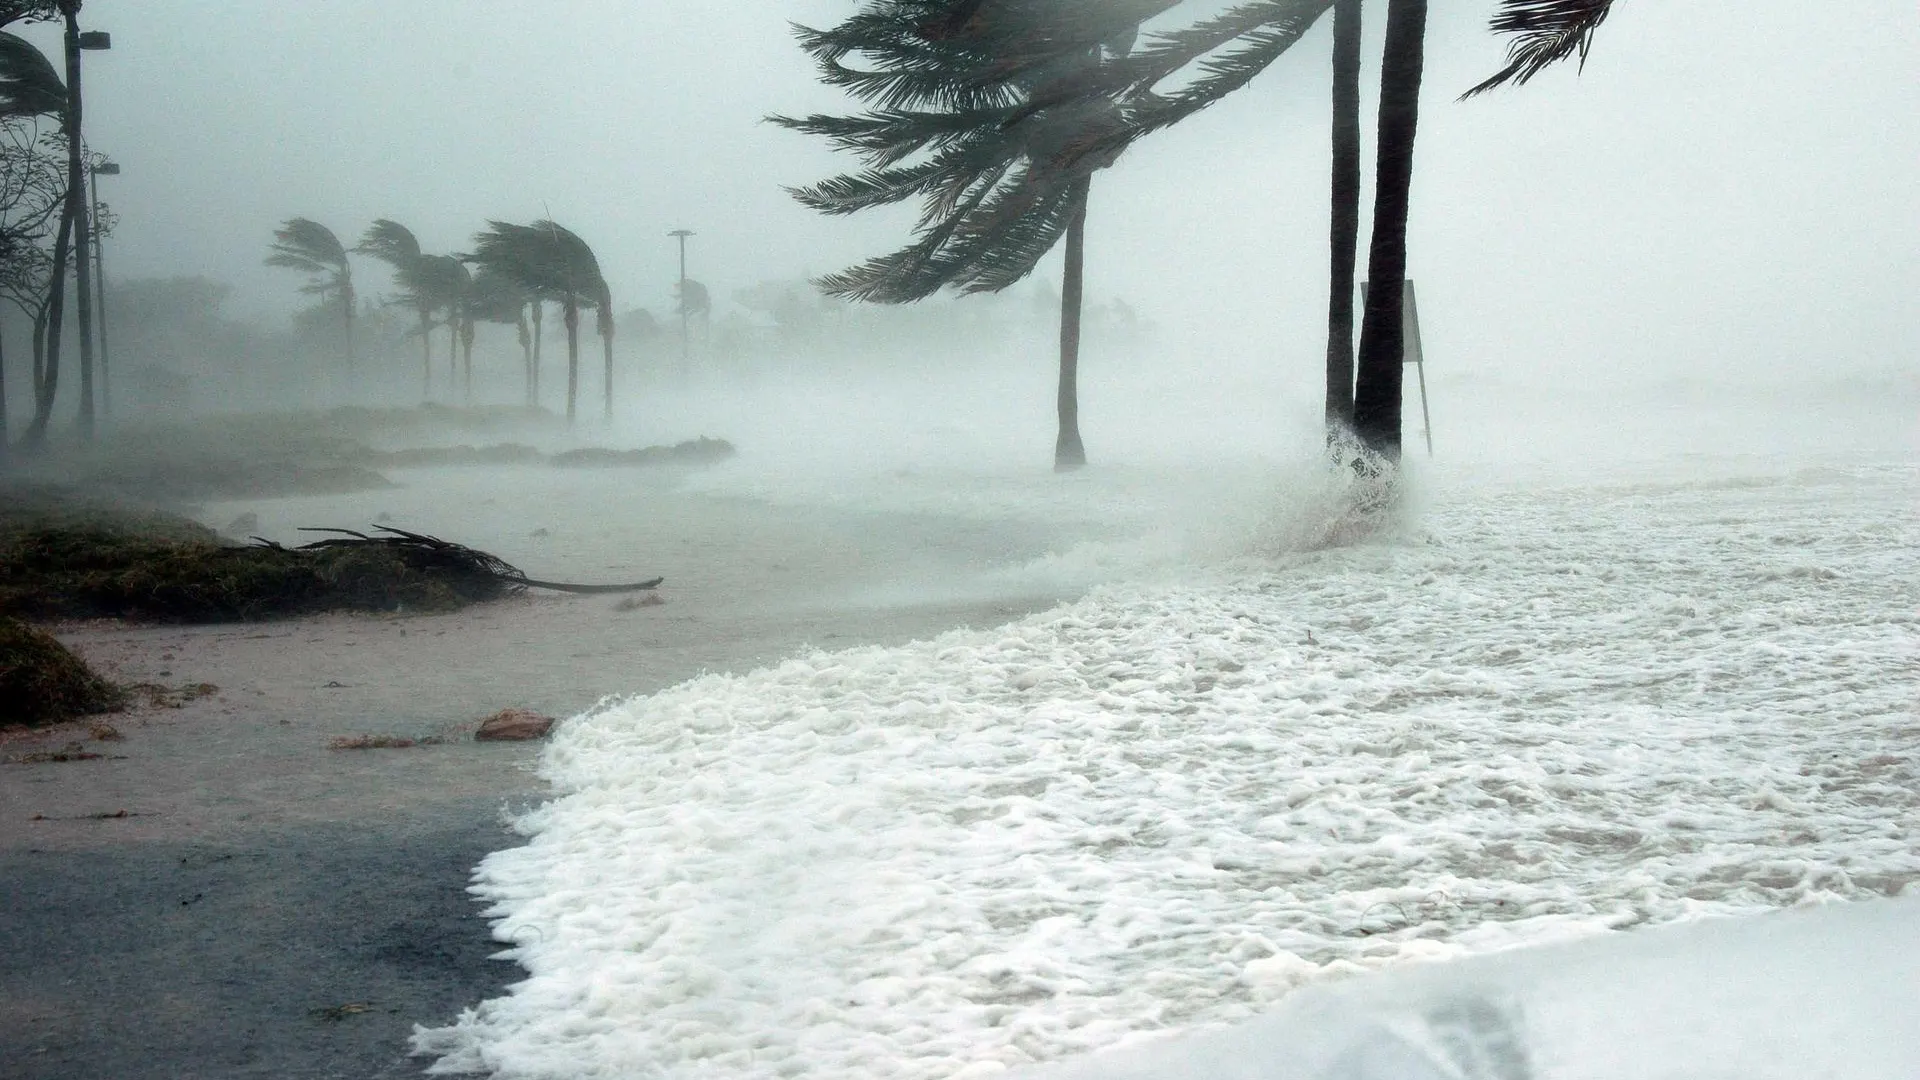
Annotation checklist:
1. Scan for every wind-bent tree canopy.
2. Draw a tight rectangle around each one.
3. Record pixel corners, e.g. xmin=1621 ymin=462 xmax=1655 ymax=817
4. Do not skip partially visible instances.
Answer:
xmin=467 ymin=265 xmax=535 ymax=405
xmin=1465 ymin=0 xmax=1617 ymax=98
xmin=775 ymin=0 xmax=1166 ymax=470
xmin=266 ymin=217 xmax=354 ymax=372
xmin=355 ymin=218 xmax=437 ymax=397
xmin=0 ymin=29 xmax=63 ymax=118
xmin=468 ymin=220 xmax=610 ymax=424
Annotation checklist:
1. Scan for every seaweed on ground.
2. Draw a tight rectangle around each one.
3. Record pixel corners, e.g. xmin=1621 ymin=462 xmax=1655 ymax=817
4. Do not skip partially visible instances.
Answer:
xmin=0 ymin=616 xmax=126 ymax=727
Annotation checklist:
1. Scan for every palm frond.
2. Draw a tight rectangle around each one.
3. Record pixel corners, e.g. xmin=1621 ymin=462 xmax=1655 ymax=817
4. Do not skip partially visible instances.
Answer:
xmin=0 ymin=30 xmax=62 ymax=119
xmin=1462 ymin=0 xmax=1615 ymax=98
xmin=355 ymin=218 xmax=422 ymax=267
xmin=267 ymin=217 xmax=347 ymax=271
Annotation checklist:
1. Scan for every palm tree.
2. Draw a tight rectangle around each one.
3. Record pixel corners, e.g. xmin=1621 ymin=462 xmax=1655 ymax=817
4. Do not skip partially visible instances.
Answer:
xmin=1465 ymin=0 xmax=1617 ymax=98
xmin=266 ymin=217 xmax=354 ymax=372
xmin=414 ymin=253 xmax=469 ymax=397
xmin=468 ymin=220 xmax=608 ymax=424
xmin=1349 ymin=0 xmax=1426 ymax=464
xmin=776 ymin=1 xmax=1151 ymax=471
xmin=1324 ymin=0 xmax=1361 ymax=442
xmin=355 ymin=219 xmax=434 ymax=396
xmin=467 ymin=265 xmax=535 ymax=405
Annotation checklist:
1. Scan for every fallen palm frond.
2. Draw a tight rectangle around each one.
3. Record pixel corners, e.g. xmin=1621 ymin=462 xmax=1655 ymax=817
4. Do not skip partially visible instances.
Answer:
xmin=1 ymin=499 xmax=660 ymax=623
xmin=285 ymin=526 xmax=664 ymax=596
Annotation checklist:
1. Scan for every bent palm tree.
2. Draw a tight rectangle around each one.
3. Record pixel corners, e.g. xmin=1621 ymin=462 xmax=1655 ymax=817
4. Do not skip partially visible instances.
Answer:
xmin=266 ymin=217 xmax=354 ymax=372
xmin=1465 ymin=0 xmax=1616 ymax=98
xmin=468 ymin=265 xmax=535 ymax=405
xmin=0 ymin=29 xmax=64 ymax=118
xmin=468 ymin=220 xmax=608 ymax=424
xmin=355 ymin=219 xmax=435 ymax=396
xmin=776 ymin=1 xmax=1150 ymax=471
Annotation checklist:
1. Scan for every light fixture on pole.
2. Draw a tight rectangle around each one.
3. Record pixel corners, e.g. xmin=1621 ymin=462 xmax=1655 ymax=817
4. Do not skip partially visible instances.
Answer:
xmin=65 ymin=20 xmax=110 ymax=435
xmin=90 ymin=160 xmax=120 ymax=419
xmin=668 ymin=229 xmax=694 ymax=373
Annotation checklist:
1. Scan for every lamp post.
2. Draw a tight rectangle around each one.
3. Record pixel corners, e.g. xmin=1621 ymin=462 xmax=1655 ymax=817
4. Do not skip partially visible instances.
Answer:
xmin=65 ymin=15 xmax=110 ymax=436
xmin=668 ymin=228 xmax=693 ymax=374
xmin=90 ymin=160 xmax=118 ymax=419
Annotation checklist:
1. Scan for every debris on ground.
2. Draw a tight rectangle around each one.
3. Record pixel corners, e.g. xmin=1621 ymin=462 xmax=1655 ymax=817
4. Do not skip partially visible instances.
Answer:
xmin=475 ymin=708 xmax=556 ymax=742
xmin=1 ymin=493 xmax=660 ymax=622
xmin=0 ymin=615 xmax=126 ymax=727
xmin=327 ymin=734 xmax=447 ymax=751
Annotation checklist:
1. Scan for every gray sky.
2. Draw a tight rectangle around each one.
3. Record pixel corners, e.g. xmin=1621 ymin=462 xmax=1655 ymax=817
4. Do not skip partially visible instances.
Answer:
xmin=23 ymin=0 xmax=1920 ymax=391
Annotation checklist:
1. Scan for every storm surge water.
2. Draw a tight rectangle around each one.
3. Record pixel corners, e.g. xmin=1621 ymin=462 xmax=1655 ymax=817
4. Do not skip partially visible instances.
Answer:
xmin=413 ymin=441 xmax=1918 ymax=1078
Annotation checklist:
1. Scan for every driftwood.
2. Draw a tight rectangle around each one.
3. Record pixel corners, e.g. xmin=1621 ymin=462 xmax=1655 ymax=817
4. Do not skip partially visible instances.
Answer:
xmin=274 ymin=526 xmax=664 ymax=595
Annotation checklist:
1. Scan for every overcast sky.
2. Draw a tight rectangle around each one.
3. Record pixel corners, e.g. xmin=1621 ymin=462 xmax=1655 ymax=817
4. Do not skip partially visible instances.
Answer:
xmin=19 ymin=0 xmax=1919 ymax=392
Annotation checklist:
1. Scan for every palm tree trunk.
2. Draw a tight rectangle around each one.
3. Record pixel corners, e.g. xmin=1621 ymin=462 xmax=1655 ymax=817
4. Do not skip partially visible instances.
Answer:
xmin=518 ymin=307 xmax=534 ymax=406
xmin=23 ymin=199 xmax=76 ymax=451
xmin=1054 ymin=177 xmax=1090 ymax=472
xmin=531 ymin=303 xmax=544 ymax=407
xmin=601 ymin=327 xmax=613 ymax=422
xmin=563 ymin=297 xmax=580 ymax=426
xmin=342 ymin=278 xmax=355 ymax=375
xmin=462 ymin=320 xmax=474 ymax=404
xmin=419 ymin=308 xmax=433 ymax=400
xmin=1325 ymin=0 xmax=1362 ymax=441
xmin=1352 ymin=0 xmax=1427 ymax=463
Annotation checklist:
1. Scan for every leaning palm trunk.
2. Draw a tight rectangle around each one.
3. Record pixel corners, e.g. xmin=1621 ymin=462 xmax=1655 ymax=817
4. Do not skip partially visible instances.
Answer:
xmin=419 ymin=308 xmax=433 ymax=399
xmin=597 ymin=286 xmax=615 ymax=421
xmin=461 ymin=316 xmax=475 ymax=404
xmin=22 ymin=198 xmax=76 ymax=451
xmin=517 ymin=306 xmax=534 ymax=406
xmin=342 ymin=280 xmax=354 ymax=375
xmin=562 ymin=296 xmax=580 ymax=426
xmin=1325 ymin=0 xmax=1362 ymax=441
xmin=1352 ymin=0 xmax=1427 ymax=463
xmin=530 ymin=302 xmax=544 ymax=407
xmin=1054 ymin=177 xmax=1091 ymax=472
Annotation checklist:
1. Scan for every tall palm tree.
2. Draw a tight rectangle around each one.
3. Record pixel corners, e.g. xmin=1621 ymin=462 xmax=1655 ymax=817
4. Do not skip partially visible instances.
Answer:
xmin=355 ymin=218 xmax=434 ymax=396
xmin=415 ymin=253 xmax=469 ymax=397
xmin=468 ymin=220 xmax=608 ymax=424
xmin=467 ymin=265 xmax=535 ymax=405
xmin=1350 ymin=0 xmax=1426 ymax=463
xmin=777 ymin=1 xmax=1150 ymax=471
xmin=1324 ymin=0 xmax=1361 ymax=442
xmin=266 ymin=217 xmax=354 ymax=372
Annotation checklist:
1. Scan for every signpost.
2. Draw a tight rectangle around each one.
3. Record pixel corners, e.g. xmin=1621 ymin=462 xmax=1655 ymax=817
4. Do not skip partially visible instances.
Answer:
xmin=1360 ymin=278 xmax=1433 ymax=456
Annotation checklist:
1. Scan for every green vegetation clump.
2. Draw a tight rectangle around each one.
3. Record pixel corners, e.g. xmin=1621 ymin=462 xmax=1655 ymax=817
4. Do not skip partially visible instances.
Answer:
xmin=0 ymin=616 xmax=126 ymax=727
xmin=0 ymin=494 xmax=513 ymax=622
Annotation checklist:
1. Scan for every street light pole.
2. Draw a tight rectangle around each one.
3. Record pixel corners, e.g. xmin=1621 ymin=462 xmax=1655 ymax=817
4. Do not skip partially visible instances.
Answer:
xmin=64 ymin=14 xmax=110 ymax=437
xmin=668 ymin=229 xmax=693 ymax=374
xmin=90 ymin=160 xmax=119 ymax=420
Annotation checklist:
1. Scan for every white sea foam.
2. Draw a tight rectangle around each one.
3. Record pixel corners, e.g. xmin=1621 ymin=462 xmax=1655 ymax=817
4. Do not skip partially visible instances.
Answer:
xmin=415 ymin=458 xmax=1919 ymax=1079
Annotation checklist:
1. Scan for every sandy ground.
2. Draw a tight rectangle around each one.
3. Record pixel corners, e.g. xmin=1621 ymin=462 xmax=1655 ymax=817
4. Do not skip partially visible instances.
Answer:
xmin=0 ymin=467 xmax=1097 ymax=1080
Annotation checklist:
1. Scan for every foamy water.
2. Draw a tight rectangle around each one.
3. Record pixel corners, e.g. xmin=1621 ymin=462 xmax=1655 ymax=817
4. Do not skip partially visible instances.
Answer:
xmin=411 ymin=454 xmax=1919 ymax=1078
